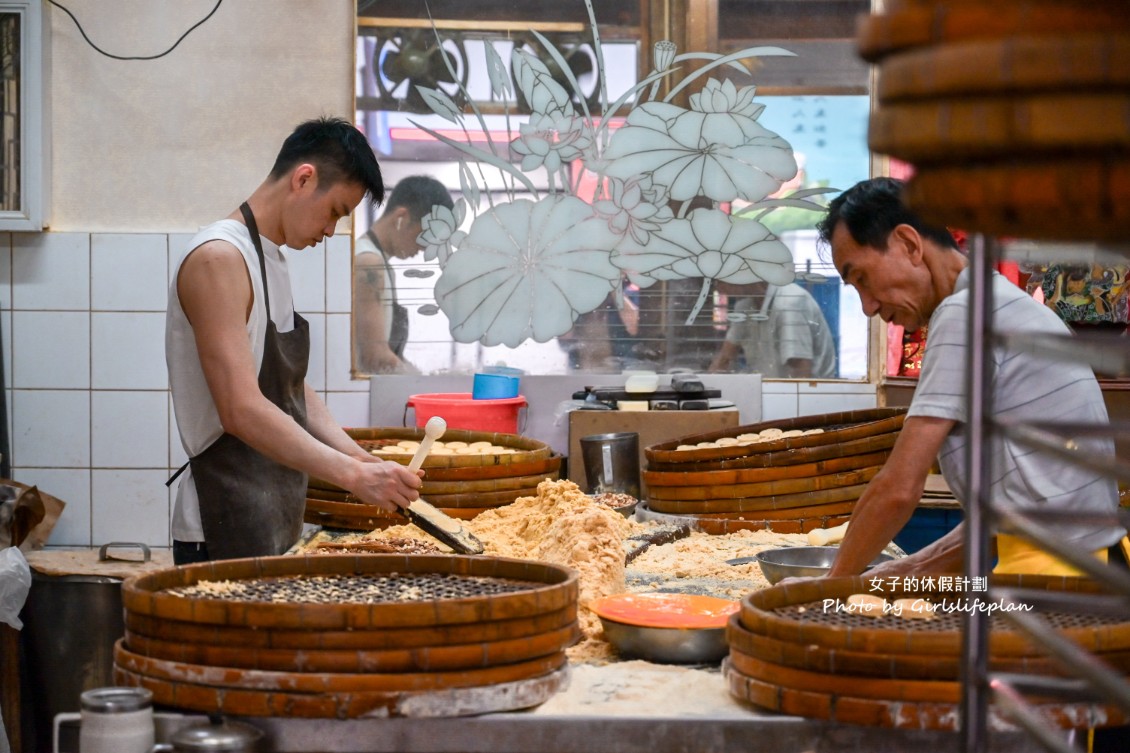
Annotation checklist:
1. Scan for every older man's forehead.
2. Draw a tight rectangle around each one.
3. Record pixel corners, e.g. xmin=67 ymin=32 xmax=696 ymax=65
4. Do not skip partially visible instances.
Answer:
xmin=829 ymin=222 xmax=861 ymax=275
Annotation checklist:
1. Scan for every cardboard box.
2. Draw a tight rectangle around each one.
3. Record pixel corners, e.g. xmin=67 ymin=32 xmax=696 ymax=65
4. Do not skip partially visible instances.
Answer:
xmin=567 ymin=409 xmax=740 ymax=493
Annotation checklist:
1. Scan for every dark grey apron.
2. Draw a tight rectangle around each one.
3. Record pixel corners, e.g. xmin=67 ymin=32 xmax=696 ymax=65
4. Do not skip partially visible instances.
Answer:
xmin=189 ymin=203 xmax=310 ymax=560
xmin=365 ymin=230 xmax=409 ymax=357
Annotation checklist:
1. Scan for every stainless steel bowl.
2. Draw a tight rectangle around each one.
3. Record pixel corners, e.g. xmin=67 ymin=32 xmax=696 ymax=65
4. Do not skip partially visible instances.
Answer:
xmin=587 ymin=493 xmax=638 ymax=518
xmin=597 ymin=616 xmax=728 ymax=664
xmin=753 ymin=546 xmax=894 ymax=585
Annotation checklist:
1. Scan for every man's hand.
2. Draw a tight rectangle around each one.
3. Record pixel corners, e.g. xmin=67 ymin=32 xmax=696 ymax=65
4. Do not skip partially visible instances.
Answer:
xmin=345 ymin=459 xmax=423 ymax=513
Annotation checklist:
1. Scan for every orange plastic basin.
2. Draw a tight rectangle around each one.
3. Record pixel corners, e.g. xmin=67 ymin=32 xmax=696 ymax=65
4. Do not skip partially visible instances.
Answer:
xmin=588 ymin=593 xmax=739 ymax=630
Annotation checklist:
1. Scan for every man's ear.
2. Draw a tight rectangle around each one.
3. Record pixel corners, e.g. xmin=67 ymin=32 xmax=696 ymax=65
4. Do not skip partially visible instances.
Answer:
xmin=291 ymin=163 xmax=317 ymax=192
xmin=392 ymin=205 xmax=413 ymax=230
xmin=891 ymin=223 xmax=924 ymax=266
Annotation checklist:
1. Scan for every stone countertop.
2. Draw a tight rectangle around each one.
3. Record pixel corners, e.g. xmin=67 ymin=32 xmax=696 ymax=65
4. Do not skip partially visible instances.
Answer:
xmin=245 ymin=660 xmax=1033 ymax=753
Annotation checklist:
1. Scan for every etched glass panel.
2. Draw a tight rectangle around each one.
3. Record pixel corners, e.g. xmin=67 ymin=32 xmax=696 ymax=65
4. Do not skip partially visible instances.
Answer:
xmin=353 ymin=1 xmax=871 ymax=380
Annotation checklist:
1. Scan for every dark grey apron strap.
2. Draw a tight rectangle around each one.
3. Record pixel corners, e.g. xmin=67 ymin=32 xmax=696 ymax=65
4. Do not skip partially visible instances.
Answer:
xmin=165 ymin=460 xmax=189 ymax=487
xmin=241 ymin=202 xmax=272 ymax=315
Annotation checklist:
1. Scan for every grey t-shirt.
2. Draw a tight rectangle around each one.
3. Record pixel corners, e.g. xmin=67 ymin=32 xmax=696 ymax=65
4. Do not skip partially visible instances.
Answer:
xmin=724 ymin=284 xmax=836 ymax=378
xmin=908 ymin=268 xmax=1123 ymax=551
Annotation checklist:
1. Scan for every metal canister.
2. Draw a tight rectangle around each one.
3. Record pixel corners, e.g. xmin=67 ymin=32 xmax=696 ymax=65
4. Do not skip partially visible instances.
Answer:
xmin=77 ymin=687 xmax=155 ymax=753
xmin=579 ymin=431 xmax=641 ymax=498
xmin=152 ymin=719 xmax=264 ymax=752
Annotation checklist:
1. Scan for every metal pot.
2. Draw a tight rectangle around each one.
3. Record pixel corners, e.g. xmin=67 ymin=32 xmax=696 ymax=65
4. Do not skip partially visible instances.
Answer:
xmin=23 ymin=543 xmax=152 ymax=752
xmin=151 ymin=719 xmax=264 ymax=753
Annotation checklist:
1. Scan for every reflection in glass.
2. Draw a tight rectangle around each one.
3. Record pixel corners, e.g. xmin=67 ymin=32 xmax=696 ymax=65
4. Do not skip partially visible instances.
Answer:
xmin=353 ymin=7 xmax=870 ymax=380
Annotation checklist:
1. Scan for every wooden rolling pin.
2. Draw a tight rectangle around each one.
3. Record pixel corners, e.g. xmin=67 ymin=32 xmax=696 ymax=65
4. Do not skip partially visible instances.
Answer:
xmin=808 ymin=521 xmax=849 ymax=547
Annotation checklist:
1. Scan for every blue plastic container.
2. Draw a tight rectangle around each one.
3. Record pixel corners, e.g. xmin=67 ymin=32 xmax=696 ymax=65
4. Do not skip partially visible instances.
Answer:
xmin=893 ymin=507 xmax=964 ymax=554
xmin=472 ymin=373 xmax=520 ymax=399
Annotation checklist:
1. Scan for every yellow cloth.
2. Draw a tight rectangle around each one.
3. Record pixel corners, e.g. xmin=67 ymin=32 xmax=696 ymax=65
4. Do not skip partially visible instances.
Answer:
xmin=993 ymin=533 xmax=1108 ymax=576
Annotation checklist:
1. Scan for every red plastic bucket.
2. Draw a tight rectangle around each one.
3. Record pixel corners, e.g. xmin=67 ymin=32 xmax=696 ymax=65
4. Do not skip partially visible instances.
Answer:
xmin=404 ymin=393 xmax=527 ymax=435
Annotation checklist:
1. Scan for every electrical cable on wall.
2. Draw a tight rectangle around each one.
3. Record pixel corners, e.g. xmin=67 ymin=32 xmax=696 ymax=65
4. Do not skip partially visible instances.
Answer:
xmin=47 ymin=0 xmax=223 ymax=61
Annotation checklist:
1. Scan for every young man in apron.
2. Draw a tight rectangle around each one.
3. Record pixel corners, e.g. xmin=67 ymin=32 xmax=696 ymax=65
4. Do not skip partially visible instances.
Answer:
xmin=166 ymin=117 xmax=423 ymax=564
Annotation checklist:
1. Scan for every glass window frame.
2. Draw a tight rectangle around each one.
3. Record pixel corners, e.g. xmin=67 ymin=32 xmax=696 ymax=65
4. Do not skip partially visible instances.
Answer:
xmin=0 ymin=0 xmax=49 ymax=231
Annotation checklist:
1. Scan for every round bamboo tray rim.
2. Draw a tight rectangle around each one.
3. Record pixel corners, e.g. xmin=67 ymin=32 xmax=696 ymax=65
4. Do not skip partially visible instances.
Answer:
xmin=114 ymin=663 xmax=570 ymax=719
xmin=725 ymin=612 xmax=1130 ymax=681
xmin=857 ymin=3 xmax=1130 ymax=63
xmin=123 ymin=603 xmax=578 ymax=652
xmin=122 ymin=554 xmax=579 ymax=630
xmin=114 ymin=639 xmax=568 ymax=693
xmin=645 ymin=408 xmax=907 ymax=467
xmin=122 ymin=622 xmax=582 ymax=674
xmin=309 ymin=453 xmax=563 ymax=491
xmin=739 ymin=575 xmax=1130 ymax=657
xmin=903 ymin=157 xmax=1130 ymax=245
xmin=724 ymin=658 xmax=1129 ymax=730
xmin=643 ymin=450 xmax=892 ymax=487
xmin=875 ymin=33 xmax=1130 ymax=104
xmin=345 ymin=427 xmax=551 ymax=470
xmin=645 ymin=483 xmax=869 ymax=515
xmin=635 ymin=505 xmax=852 ymax=535
xmin=645 ymin=467 xmax=881 ymax=502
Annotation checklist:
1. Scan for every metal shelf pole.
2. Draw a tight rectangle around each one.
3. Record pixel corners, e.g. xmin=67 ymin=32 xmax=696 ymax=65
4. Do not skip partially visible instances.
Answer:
xmin=961 ymin=232 xmax=996 ymax=753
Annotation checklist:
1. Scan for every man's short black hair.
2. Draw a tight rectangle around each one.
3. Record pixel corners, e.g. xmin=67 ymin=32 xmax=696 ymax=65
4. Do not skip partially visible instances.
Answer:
xmin=817 ymin=177 xmax=959 ymax=252
xmin=269 ymin=116 xmax=384 ymax=204
xmin=383 ymin=175 xmax=454 ymax=220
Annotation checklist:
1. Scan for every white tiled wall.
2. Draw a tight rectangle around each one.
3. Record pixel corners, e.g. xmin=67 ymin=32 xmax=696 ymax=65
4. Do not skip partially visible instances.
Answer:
xmin=760 ymin=380 xmax=878 ymax=425
xmin=1 ymin=231 xmax=368 ymax=548
xmin=3 ymin=231 xmax=877 ymax=549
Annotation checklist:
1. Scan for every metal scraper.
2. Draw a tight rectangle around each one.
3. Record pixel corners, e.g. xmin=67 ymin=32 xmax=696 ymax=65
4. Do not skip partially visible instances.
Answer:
xmin=402 ymin=498 xmax=484 ymax=555
xmin=399 ymin=416 xmax=484 ymax=555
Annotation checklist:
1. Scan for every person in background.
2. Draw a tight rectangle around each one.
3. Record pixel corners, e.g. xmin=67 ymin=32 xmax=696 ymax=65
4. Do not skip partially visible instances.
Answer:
xmin=816 ymin=177 xmax=1125 ymax=578
xmin=353 ymin=176 xmax=453 ymax=374
xmin=709 ymin=280 xmax=836 ymax=378
xmin=166 ymin=117 xmax=422 ymax=564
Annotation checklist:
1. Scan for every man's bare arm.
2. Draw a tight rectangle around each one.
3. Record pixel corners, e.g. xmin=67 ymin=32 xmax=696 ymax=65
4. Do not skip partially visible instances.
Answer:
xmin=828 ymin=416 xmax=955 ymax=576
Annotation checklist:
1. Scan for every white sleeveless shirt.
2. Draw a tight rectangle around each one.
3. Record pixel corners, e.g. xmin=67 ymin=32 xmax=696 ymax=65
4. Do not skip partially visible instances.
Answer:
xmin=166 ymin=219 xmax=296 ymax=541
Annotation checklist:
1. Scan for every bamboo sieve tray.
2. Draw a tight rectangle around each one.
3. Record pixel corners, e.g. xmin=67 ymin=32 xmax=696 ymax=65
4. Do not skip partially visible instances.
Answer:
xmin=122 ymin=622 xmax=581 ymax=674
xmin=646 ymin=467 xmax=880 ymax=502
xmin=903 ymin=156 xmax=1130 ymax=245
xmin=645 ymin=484 xmax=869 ymax=515
xmin=740 ymin=575 xmax=1130 ymax=657
xmin=121 ymin=554 xmax=578 ymax=631
xmin=114 ymin=640 xmax=567 ymax=694
xmin=645 ymin=408 xmax=906 ymax=470
xmin=114 ymin=663 xmax=569 ymax=719
xmin=643 ymin=449 xmax=891 ymax=488
xmin=868 ymin=93 xmax=1130 ymax=165
xmin=726 ymin=613 xmax=1130 ymax=682
xmin=857 ymin=2 xmax=1130 ymax=63
xmin=725 ymin=657 xmax=1129 ymax=731
xmin=636 ymin=505 xmax=853 ymax=535
xmin=124 ymin=604 xmax=577 ymax=652
xmin=876 ymin=34 xmax=1130 ymax=104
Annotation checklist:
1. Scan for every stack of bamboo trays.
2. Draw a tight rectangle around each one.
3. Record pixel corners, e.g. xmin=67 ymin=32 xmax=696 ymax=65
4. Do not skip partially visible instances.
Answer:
xmin=113 ymin=554 xmax=578 ymax=718
xmin=305 ymin=427 xmax=561 ymax=530
xmin=863 ymin=0 xmax=1130 ymax=242
xmin=640 ymin=408 xmax=906 ymax=535
xmin=726 ymin=574 xmax=1130 ymax=729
